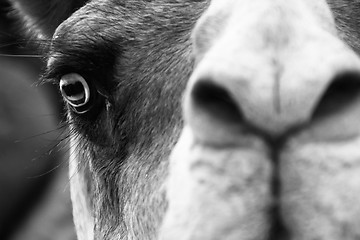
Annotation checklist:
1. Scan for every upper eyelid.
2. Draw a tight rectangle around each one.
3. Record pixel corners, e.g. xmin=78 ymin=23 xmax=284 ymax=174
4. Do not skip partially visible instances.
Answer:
xmin=42 ymin=59 xmax=70 ymax=82
xmin=43 ymin=56 xmax=114 ymax=100
xmin=45 ymin=43 xmax=118 ymax=75
xmin=43 ymin=50 xmax=92 ymax=81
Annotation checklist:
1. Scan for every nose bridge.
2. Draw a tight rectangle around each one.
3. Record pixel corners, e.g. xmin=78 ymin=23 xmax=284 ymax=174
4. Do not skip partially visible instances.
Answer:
xmin=186 ymin=0 xmax=360 ymax=137
xmin=193 ymin=0 xmax=336 ymax=59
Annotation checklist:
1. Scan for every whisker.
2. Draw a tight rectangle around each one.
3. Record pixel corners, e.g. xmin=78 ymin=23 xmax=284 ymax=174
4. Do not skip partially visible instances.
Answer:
xmin=31 ymin=136 xmax=70 ymax=160
xmin=30 ymin=134 xmax=69 ymax=161
xmin=14 ymin=124 xmax=69 ymax=143
xmin=27 ymin=164 xmax=61 ymax=179
xmin=27 ymin=131 xmax=72 ymax=179
xmin=22 ymin=113 xmax=60 ymax=119
xmin=0 ymin=54 xmax=43 ymax=58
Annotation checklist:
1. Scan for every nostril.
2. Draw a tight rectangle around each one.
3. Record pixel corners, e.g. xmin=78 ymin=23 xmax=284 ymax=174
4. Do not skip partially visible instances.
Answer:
xmin=312 ymin=72 xmax=360 ymax=121
xmin=191 ymin=81 xmax=243 ymax=124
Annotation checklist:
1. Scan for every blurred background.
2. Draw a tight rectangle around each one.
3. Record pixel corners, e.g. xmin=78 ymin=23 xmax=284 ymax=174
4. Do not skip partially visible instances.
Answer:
xmin=0 ymin=1 xmax=76 ymax=239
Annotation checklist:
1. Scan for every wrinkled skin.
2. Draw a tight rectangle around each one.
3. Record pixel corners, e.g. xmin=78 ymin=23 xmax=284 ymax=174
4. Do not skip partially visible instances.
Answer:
xmin=9 ymin=0 xmax=360 ymax=239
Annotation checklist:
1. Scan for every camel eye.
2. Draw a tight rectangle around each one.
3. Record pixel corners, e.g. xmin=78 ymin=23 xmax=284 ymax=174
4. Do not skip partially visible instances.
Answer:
xmin=60 ymin=73 xmax=91 ymax=113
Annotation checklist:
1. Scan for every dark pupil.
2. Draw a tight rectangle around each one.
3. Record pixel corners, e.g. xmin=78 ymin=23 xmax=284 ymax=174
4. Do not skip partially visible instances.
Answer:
xmin=63 ymin=82 xmax=85 ymax=99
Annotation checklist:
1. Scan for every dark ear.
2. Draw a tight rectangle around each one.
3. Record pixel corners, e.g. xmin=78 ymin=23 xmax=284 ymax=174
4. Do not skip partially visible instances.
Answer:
xmin=9 ymin=0 xmax=88 ymax=37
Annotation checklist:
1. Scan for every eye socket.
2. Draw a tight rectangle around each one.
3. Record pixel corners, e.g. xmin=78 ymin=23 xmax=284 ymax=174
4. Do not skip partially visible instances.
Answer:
xmin=60 ymin=73 xmax=92 ymax=114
